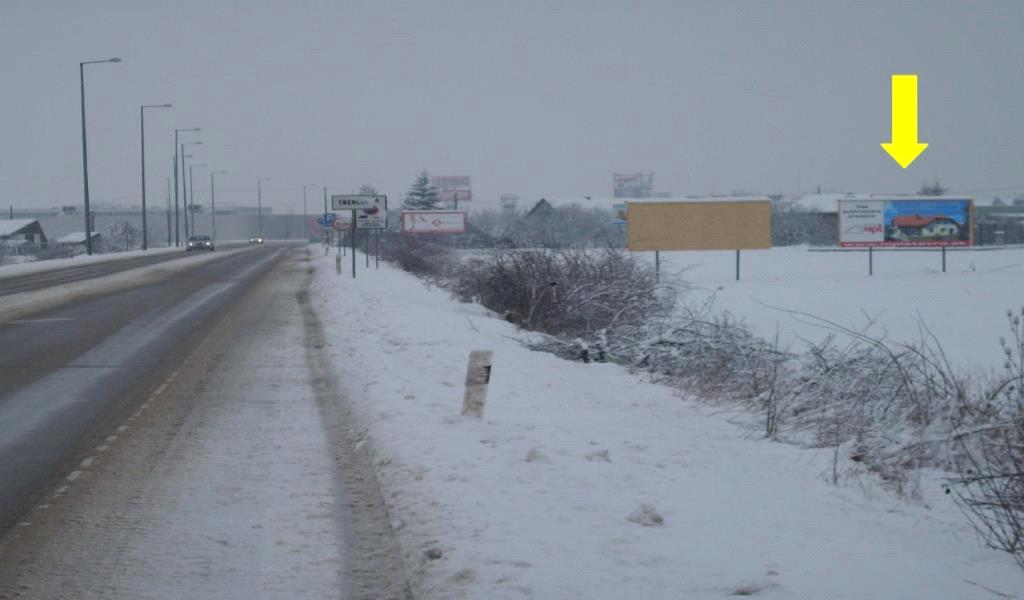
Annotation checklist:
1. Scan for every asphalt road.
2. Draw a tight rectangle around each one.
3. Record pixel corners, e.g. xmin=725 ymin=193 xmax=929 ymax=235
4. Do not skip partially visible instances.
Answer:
xmin=0 ymin=243 xmax=289 ymax=531
xmin=0 ymin=242 xmax=247 ymax=297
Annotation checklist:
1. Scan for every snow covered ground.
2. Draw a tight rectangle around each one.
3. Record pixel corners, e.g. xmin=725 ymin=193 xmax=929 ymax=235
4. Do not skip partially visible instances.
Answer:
xmin=649 ymin=245 xmax=1024 ymax=371
xmin=0 ymin=246 xmax=181 ymax=278
xmin=0 ymin=246 xmax=256 ymax=324
xmin=310 ymin=248 xmax=1024 ymax=599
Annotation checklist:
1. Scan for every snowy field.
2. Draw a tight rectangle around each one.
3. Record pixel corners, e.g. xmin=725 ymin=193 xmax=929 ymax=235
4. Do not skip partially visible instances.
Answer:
xmin=310 ymin=248 xmax=1024 ymax=599
xmin=648 ymin=245 xmax=1024 ymax=371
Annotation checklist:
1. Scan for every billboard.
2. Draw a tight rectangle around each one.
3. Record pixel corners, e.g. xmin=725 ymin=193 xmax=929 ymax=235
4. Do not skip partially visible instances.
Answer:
xmin=626 ymin=199 xmax=772 ymax=251
xmin=613 ymin=172 xmax=654 ymax=198
xmin=432 ymin=175 xmax=472 ymax=208
xmin=838 ymin=198 xmax=973 ymax=247
xmin=401 ymin=211 xmax=468 ymax=234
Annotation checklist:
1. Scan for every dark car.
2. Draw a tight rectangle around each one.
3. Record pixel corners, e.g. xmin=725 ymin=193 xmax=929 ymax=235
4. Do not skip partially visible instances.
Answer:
xmin=186 ymin=235 xmax=215 ymax=251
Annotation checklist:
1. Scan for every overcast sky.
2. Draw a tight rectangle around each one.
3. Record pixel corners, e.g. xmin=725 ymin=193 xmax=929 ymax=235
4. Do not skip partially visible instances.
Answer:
xmin=1 ymin=0 xmax=1021 ymax=213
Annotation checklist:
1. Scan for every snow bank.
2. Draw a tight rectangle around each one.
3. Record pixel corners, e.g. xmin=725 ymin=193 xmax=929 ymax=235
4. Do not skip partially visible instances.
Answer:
xmin=0 ymin=246 xmax=182 ymax=279
xmin=0 ymin=246 xmax=256 ymax=324
xmin=310 ymin=249 xmax=1023 ymax=599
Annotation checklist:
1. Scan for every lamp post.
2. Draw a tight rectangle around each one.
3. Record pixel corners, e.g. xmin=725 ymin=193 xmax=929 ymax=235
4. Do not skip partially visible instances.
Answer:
xmin=140 ymin=103 xmax=172 ymax=250
xmin=180 ymin=140 xmax=202 ymax=239
xmin=173 ymin=128 xmax=200 ymax=246
xmin=80 ymin=57 xmax=121 ymax=255
xmin=303 ymin=184 xmax=317 ymax=241
xmin=188 ymin=163 xmax=206 ymax=235
xmin=257 ymin=178 xmax=270 ymax=236
xmin=210 ymin=171 xmax=226 ymax=241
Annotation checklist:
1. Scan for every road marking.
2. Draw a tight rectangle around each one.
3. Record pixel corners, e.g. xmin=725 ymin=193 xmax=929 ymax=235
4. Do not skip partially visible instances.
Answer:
xmin=17 ymin=522 xmax=30 ymax=527
xmin=9 ymin=317 xmax=77 ymax=324
xmin=97 ymin=444 xmax=109 ymax=452
xmin=54 ymin=485 xmax=67 ymax=495
xmin=154 ymin=383 xmax=168 ymax=395
xmin=66 ymin=470 xmax=81 ymax=481
xmin=80 ymin=457 xmax=95 ymax=468
xmin=106 ymin=435 xmax=118 ymax=443
xmin=116 ymin=425 xmax=128 ymax=432
xmin=37 ymin=504 xmax=49 ymax=510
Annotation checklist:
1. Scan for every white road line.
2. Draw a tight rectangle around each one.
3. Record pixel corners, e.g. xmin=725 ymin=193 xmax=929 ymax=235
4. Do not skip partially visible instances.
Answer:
xmin=97 ymin=444 xmax=109 ymax=452
xmin=66 ymin=470 xmax=81 ymax=481
xmin=80 ymin=457 xmax=94 ymax=468
xmin=116 ymin=425 xmax=128 ymax=432
xmin=9 ymin=317 xmax=77 ymax=324
xmin=154 ymin=383 xmax=168 ymax=394
xmin=106 ymin=435 xmax=118 ymax=443
xmin=54 ymin=485 xmax=67 ymax=495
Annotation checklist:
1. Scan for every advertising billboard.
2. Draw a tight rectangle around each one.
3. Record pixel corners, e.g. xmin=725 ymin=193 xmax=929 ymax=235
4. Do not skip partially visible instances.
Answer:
xmin=401 ymin=211 xmax=468 ymax=234
xmin=431 ymin=175 xmax=472 ymax=208
xmin=613 ymin=172 xmax=654 ymax=198
xmin=838 ymin=198 xmax=973 ymax=247
xmin=626 ymin=199 xmax=772 ymax=251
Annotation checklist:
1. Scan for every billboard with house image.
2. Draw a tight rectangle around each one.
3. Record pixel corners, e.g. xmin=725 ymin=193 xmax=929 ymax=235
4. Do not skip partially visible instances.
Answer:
xmin=839 ymin=198 xmax=973 ymax=247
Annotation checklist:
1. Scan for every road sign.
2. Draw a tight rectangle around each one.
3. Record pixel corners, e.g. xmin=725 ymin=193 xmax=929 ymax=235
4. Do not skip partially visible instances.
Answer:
xmin=316 ymin=212 xmax=337 ymax=227
xmin=332 ymin=219 xmax=346 ymax=231
xmin=331 ymin=194 xmax=386 ymax=211
xmin=355 ymin=205 xmax=387 ymax=229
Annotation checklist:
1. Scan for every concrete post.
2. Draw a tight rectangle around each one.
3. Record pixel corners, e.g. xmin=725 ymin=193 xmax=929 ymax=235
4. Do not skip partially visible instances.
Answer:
xmin=461 ymin=350 xmax=493 ymax=418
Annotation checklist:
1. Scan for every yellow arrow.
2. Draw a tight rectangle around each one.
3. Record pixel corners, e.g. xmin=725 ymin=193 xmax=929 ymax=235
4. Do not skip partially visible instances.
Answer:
xmin=881 ymin=74 xmax=928 ymax=168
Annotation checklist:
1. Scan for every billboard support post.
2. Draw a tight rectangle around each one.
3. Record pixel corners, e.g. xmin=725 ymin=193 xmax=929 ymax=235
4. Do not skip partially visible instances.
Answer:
xmin=351 ymin=209 xmax=357 ymax=279
xmin=736 ymin=250 xmax=740 ymax=281
xmin=942 ymin=246 xmax=947 ymax=273
xmin=365 ymin=228 xmax=370 ymax=268
xmin=375 ymin=229 xmax=380 ymax=269
xmin=655 ymin=251 xmax=660 ymax=283
xmin=869 ymin=246 xmax=874 ymax=276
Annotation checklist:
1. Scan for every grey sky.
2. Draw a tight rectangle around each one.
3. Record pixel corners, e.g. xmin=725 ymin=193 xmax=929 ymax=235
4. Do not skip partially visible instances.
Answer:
xmin=1 ymin=0 xmax=1022 ymax=212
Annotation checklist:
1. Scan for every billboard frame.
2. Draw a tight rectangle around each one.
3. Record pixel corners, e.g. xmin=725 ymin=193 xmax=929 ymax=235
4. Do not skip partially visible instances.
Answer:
xmin=837 ymin=197 xmax=974 ymax=248
xmin=401 ymin=210 xmax=468 ymax=234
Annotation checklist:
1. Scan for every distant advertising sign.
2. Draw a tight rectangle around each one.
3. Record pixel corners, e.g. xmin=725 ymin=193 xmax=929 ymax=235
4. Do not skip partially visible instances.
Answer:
xmin=613 ymin=172 xmax=654 ymax=198
xmin=432 ymin=176 xmax=472 ymax=206
xmin=401 ymin=211 xmax=468 ymax=234
xmin=355 ymin=205 xmax=387 ymax=229
xmin=839 ymin=198 xmax=973 ymax=247
xmin=612 ymin=203 xmax=627 ymax=225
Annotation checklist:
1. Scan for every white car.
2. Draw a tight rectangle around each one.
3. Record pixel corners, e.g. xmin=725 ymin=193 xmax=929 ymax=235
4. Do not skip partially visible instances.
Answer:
xmin=248 ymin=236 xmax=264 ymax=244
xmin=186 ymin=235 xmax=215 ymax=251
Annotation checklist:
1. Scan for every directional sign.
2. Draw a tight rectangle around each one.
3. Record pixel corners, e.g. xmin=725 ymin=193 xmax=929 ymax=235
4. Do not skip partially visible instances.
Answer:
xmin=331 ymin=194 xmax=386 ymax=211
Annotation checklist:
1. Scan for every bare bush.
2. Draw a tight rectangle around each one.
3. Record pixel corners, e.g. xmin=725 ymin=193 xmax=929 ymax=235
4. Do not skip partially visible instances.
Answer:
xmin=947 ymin=308 xmax=1024 ymax=567
xmin=449 ymin=247 xmax=673 ymax=338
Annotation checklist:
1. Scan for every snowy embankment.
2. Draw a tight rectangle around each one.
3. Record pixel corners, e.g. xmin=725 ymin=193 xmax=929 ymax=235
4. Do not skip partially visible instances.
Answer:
xmin=310 ymin=249 xmax=1023 ymax=599
xmin=652 ymin=245 xmax=1024 ymax=371
xmin=0 ymin=245 xmax=182 ymax=278
xmin=0 ymin=246 xmax=255 ymax=324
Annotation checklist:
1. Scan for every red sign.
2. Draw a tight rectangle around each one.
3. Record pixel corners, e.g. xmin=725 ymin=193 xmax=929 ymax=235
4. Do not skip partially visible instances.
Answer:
xmin=401 ymin=211 xmax=468 ymax=234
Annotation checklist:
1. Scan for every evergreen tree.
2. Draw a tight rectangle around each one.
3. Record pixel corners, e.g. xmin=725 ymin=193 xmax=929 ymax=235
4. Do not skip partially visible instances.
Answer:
xmin=404 ymin=170 xmax=440 ymax=210
xmin=918 ymin=178 xmax=948 ymax=196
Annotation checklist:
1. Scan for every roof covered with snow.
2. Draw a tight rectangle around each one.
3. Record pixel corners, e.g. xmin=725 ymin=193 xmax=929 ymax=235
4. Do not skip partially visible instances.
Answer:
xmin=0 ymin=219 xmax=39 ymax=236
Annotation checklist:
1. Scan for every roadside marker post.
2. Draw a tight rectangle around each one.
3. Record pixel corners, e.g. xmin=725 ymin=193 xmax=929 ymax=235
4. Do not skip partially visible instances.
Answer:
xmin=461 ymin=350 xmax=493 ymax=418
xmin=351 ymin=209 xmax=357 ymax=278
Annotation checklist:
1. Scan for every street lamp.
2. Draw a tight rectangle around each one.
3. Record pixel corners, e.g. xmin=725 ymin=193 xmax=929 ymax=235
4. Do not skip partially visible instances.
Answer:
xmin=173 ymin=127 xmax=200 ymax=246
xmin=140 ymin=103 xmax=172 ymax=249
xmin=210 ymin=171 xmax=226 ymax=241
xmin=188 ymin=163 xmax=206 ymax=234
xmin=180 ymin=140 xmax=202 ymax=238
xmin=302 ymin=184 xmax=317 ymax=241
xmin=80 ymin=57 xmax=121 ymax=255
xmin=257 ymin=178 xmax=271 ymax=236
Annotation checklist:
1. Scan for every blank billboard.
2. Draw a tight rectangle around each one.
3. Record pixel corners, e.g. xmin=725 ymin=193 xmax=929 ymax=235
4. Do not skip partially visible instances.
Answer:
xmin=626 ymin=199 xmax=772 ymax=251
